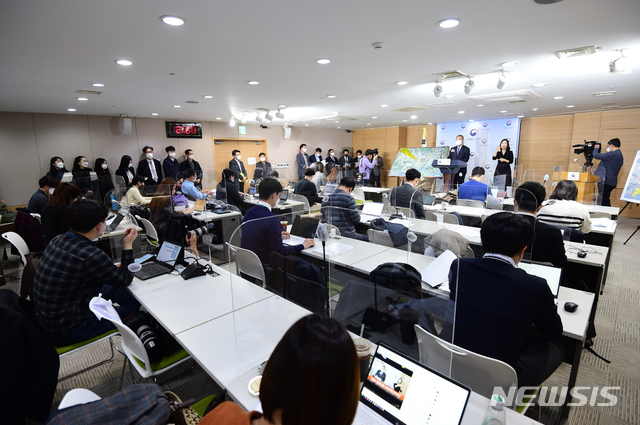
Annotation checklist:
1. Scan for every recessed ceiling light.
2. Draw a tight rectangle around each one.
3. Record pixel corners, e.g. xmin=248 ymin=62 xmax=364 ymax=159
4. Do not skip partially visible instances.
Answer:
xmin=500 ymin=61 xmax=519 ymax=67
xmin=566 ymin=105 xmax=575 ymax=108
xmin=326 ymin=95 xmax=336 ymax=98
xmin=533 ymin=83 xmax=546 ymax=88
xmin=67 ymin=108 xmax=76 ymax=112
xmin=380 ymin=104 xmax=388 ymax=108
xmin=372 ymin=116 xmax=377 ymax=119
xmin=161 ymin=15 xmax=186 ymax=26
xmin=469 ymin=119 xmax=474 ymax=122
xmin=445 ymin=95 xmax=455 ymax=99
xmin=305 ymin=124 xmax=309 ymax=126
xmin=458 ymin=110 xmax=465 ymax=114
xmin=92 ymin=83 xmax=105 ymax=87
xmin=403 ymin=120 xmax=408 ymax=122
xmin=77 ymin=97 xmax=88 ymax=101
xmin=518 ymin=115 xmax=525 ymax=118
xmin=410 ymin=115 xmax=417 ymax=119
xmin=173 ymin=105 xmax=181 ymax=108
xmin=247 ymin=81 xmax=259 ymax=85
xmin=367 ymin=123 xmax=372 ymax=126
xmin=278 ymin=104 xmax=287 ymax=108
xmin=215 ymin=117 xmax=222 ymax=120
xmin=396 ymin=81 xmax=408 ymax=86
xmin=151 ymin=113 xmax=159 ymax=116
xmin=116 ymin=59 xmax=133 ymax=66
xmin=316 ymin=58 xmax=331 ymax=65
xmin=553 ymin=96 xmax=563 ymax=100
xmin=477 ymin=104 xmax=484 ymax=107
xmin=437 ymin=18 xmax=461 ymax=28
xmin=532 ymin=108 xmax=538 ymax=111
xmin=203 ymin=95 xmax=213 ymax=99
xmin=427 ymin=122 xmax=433 ymax=125
xmin=500 ymin=110 xmax=507 ymax=113
xmin=332 ymin=111 xmax=339 ymax=114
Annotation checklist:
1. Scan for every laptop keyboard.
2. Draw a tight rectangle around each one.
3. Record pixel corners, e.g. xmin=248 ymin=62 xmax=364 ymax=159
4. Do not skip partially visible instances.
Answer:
xmin=353 ymin=404 xmax=390 ymax=425
xmin=141 ymin=263 xmax=171 ymax=275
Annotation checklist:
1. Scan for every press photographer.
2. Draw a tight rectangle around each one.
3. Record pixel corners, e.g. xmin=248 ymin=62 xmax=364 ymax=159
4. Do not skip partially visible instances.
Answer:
xmin=593 ymin=138 xmax=624 ymax=206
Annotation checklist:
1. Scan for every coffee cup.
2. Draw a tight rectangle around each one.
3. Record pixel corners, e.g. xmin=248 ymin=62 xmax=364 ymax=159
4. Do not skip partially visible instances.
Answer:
xmin=353 ymin=338 xmax=371 ymax=382
xmin=280 ymin=221 xmax=288 ymax=231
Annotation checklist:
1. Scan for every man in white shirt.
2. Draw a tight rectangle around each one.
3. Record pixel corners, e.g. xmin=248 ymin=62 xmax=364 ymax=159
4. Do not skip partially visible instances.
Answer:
xmin=137 ymin=145 xmax=163 ymax=194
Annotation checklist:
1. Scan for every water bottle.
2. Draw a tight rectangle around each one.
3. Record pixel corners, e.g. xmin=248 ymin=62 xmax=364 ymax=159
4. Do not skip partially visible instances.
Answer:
xmin=481 ymin=394 xmax=506 ymax=425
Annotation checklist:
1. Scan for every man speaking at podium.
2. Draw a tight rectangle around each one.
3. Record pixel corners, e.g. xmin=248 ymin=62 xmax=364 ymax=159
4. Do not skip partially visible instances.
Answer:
xmin=593 ymin=138 xmax=623 ymax=206
xmin=448 ymin=135 xmax=471 ymax=188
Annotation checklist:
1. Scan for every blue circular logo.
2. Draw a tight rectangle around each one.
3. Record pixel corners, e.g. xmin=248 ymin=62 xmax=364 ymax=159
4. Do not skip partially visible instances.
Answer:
xmin=461 ymin=124 xmax=466 ymax=129
xmin=469 ymin=129 xmax=478 ymax=137
xmin=485 ymin=164 xmax=491 ymax=170
xmin=440 ymin=140 xmax=446 ymax=145
xmin=482 ymin=139 xmax=488 ymax=144
xmin=506 ymin=121 xmax=512 ymax=126
xmin=483 ymin=122 xmax=489 ymax=127
xmin=470 ymin=152 xmax=476 ymax=157
xmin=441 ymin=125 xmax=446 ymax=130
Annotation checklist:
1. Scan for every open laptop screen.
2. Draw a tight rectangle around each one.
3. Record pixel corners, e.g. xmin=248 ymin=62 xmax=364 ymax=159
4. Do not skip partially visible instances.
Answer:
xmin=360 ymin=343 xmax=469 ymax=425
xmin=156 ymin=240 xmax=182 ymax=266
xmin=362 ymin=202 xmax=384 ymax=217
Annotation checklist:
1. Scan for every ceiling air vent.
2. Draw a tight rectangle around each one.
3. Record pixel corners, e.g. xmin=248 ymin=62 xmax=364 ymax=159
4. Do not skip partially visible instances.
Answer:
xmin=593 ymin=91 xmax=617 ymax=97
xmin=392 ymin=106 xmax=428 ymax=112
xmin=468 ymin=89 xmax=542 ymax=103
xmin=554 ymin=45 xmax=598 ymax=59
xmin=185 ymin=100 xmax=199 ymax=104
xmin=602 ymin=103 xmax=620 ymax=109
xmin=76 ymin=89 xmax=102 ymax=95
xmin=427 ymin=101 xmax=458 ymax=108
xmin=432 ymin=70 xmax=467 ymax=79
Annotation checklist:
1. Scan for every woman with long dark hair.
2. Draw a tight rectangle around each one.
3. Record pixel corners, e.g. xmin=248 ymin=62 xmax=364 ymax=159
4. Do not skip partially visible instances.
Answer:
xmin=115 ymin=155 xmax=135 ymax=188
xmin=72 ymin=155 xmax=94 ymax=197
xmin=538 ymin=180 xmax=592 ymax=233
xmin=492 ymin=138 xmax=514 ymax=188
xmin=41 ymin=182 xmax=82 ymax=246
xmin=149 ymin=177 xmax=193 ymax=231
xmin=46 ymin=156 xmax=69 ymax=185
xmin=94 ymin=158 xmax=115 ymax=204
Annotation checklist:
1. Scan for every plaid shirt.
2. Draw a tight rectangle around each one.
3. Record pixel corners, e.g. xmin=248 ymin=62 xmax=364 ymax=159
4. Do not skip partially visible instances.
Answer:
xmin=32 ymin=231 xmax=134 ymax=345
xmin=320 ymin=189 xmax=361 ymax=238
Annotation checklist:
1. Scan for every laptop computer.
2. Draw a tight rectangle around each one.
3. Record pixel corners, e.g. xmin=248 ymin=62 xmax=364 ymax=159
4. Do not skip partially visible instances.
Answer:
xmin=106 ymin=213 xmax=124 ymax=232
xmin=324 ymin=183 xmax=338 ymax=195
xmin=360 ymin=202 xmax=384 ymax=223
xmin=422 ymin=194 xmax=436 ymax=206
xmin=518 ymin=262 xmax=562 ymax=300
xmin=276 ymin=190 xmax=288 ymax=206
xmin=134 ymin=240 xmax=183 ymax=280
xmin=289 ymin=215 xmax=320 ymax=239
xmin=356 ymin=342 xmax=470 ymax=425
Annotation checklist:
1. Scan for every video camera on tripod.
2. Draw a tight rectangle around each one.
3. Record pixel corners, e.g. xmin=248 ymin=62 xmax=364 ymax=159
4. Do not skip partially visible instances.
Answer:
xmin=572 ymin=140 xmax=597 ymax=169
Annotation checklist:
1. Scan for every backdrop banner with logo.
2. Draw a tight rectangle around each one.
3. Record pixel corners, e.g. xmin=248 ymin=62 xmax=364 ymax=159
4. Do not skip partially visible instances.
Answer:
xmin=435 ymin=118 xmax=521 ymax=186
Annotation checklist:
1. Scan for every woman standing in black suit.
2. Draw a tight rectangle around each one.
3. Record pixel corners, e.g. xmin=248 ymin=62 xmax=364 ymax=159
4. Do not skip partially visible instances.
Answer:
xmin=72 ymin=155 xmax=94 ymax=197
xmin=46 ymin=156 xmax=69 ymax=185
xmin=115 ymin=155 xmax=135 ymax=188
xmin=492 ymin=139 xmax=514 ymax=187
xmin=94 ymin=158 xmax=115 ymax=204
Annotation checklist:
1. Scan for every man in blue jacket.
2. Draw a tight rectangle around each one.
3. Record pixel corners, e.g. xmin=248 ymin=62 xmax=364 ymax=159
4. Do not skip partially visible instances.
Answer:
xmin=457 ymin=167 xmax=490 ymax=202
xmin=241 ymin=178 xmax=314 ymax=265
xmin=593 ymin=138 xmax=624 ymax=206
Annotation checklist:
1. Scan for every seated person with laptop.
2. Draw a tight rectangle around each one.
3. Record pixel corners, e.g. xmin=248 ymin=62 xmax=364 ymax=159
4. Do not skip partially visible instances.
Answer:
xmin=294 ymin=168 xmax=322 ymax=206
xmin=457 ymin=166 xmax=490 ymax=202
xmin=514 ymin=181 xmax=567 ymax=268
xmin=446 ymin=212 xmax=564 ymax=388
xmin=241 ymin=178 xmax=314 ymax=265
xmin=389 ymin=168 xmax=425 ymax=219
xmin=321 ymin=177 xmax=368 ymax=241
xmin=32 ymin=199 xmax=140 ymax=346
xmin=181 ymin=170 xmax=213 ymax=201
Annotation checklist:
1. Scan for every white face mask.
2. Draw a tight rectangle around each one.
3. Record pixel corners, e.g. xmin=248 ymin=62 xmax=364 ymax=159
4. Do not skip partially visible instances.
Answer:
xmin=606 ymin=147 xmax=611 ymax=152
xmin=102 ymin=163 xmax=108 ymax=170
xmin=93 ymin=223 xmax=106 ymax=242
xmin=330 ymin=152 xmax=334 ymax=156
xmin=146 ymin=153 xmax=153 ymax=159
xmin=455 ymin=139 xmax=463 ymax=146
xmin=81 ymin=161 xmax=89 ymax=168
xmin=56 ymin=162 xmax=64 ymax=169
xmin=48 ymin=188 xmax=54 ymax=195
xmin=236 ymin=155 xmax=241 ymax=160
xmin=302 ymin=148 xmax=307 ymax=153
xmin=129 ymin=163 xmax=132 ymax=167
xmin=169 ymin=152 xmax=176 ymax=158
xmin=189 ymin=155 xmax=194 ymax=160
xmin=260 ymin=157 xmax=266 ymax=162
xmin=357 ymin=155 xmax=362 ymax=158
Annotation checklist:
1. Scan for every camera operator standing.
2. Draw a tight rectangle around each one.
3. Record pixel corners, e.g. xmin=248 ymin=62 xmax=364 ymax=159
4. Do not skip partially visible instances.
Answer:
xmin=371 ymin=148 xmax=383 ymax=187
xmin=593 ymin=138 xmax=623 ymax=206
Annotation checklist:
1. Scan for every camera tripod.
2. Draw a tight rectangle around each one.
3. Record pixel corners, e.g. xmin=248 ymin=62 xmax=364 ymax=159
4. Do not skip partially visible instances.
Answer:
xmin=620 ymin=202 xmax=639 ymax=245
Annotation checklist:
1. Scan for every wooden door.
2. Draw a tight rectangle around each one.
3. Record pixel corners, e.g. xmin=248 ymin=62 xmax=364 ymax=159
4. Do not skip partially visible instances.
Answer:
xmin=212 ymin=138 xmax=268 ymax=185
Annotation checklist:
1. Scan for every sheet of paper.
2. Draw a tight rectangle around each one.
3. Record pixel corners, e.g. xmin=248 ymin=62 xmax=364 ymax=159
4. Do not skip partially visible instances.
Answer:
xmin=420 ymin=250 xmax=457 ymax=289
xmin=247 ymin=157 xmax=257 ymax=165
xmin=389 ymin=218 xmax=415 ymax=227
xmin=282 ymin=235 xmax=306 ymax=246
xmin=590 ymin=217 xmax=615 ymax=229
xmin=309 ymin=242 xmax=354 ymax=257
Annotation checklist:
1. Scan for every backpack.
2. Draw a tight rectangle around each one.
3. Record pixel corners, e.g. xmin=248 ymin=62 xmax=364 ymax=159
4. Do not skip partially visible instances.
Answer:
xmin=128 ymin=204 xmax=150 ymax=221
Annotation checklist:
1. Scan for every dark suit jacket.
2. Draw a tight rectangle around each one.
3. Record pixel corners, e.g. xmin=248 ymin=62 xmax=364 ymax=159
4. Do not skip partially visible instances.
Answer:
xmin=297 ymin=152 xmax=309 ymax=176
xmin=137 ymin=159 xmax=163 ymax=185
xmin=339 ymin=155 xmax=352 ymax=169
xmin=294 ymin=178 xmax=322 ymax=205
xmin=254 ymin=162 xmax=272 ymax=180
xmin=216 ymin=178 xmax=245 ymax=211
xmin=448 ymin=144 xmax=471 ymax=172
xmin=390 ymin=184 xmax=424 ymax=219
xmin=115 ymin=166 xmax=135 ymax=187
xmin=163 ymin=157 xmax=181 ymax=181
xmin=448 ymin=257 xmax=563 ymax=369
xmin=229 ymin=158 xmax=247 ymax=183
xmin=309 ymin=154 xmax=322 ymax=163
xmin=518 ymin=213 xmax=567 ymax=268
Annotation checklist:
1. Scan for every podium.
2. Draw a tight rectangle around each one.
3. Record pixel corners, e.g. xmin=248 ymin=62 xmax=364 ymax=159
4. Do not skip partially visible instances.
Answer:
xmin=432 ymin=160 xmax=467 ymax=191
xmin=559 ymin=172 xmax=600 ymax=203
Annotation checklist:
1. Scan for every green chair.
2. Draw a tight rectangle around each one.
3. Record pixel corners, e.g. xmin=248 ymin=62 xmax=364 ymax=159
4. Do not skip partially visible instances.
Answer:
xmin=55 ymin=329 xmax=119 ymax=382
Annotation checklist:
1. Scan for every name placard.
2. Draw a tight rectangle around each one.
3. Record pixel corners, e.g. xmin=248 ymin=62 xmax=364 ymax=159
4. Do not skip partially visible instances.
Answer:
xmin=437 ymin=159 xmax=451 ymax=165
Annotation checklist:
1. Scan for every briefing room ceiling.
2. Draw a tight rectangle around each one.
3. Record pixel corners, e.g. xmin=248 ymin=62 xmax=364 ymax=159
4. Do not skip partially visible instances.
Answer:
xmin=1 ymin=0 xmax=639 ymax=129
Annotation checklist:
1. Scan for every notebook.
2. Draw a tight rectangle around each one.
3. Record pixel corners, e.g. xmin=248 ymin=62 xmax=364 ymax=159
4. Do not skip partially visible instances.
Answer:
xmin=193 ymin=199 xmax=206 ymax=212
xmin=360 ymin=202 xmax=384 ymax=222
xmin=134 ymin=240 xmax=183 ymax=280
xmin=356 ymin=342 xmax=470 ymax=425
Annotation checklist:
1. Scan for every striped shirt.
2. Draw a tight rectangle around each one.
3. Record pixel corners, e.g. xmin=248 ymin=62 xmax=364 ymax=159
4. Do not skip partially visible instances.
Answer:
xmin=537 ymin=199 xmax=592 ymax=233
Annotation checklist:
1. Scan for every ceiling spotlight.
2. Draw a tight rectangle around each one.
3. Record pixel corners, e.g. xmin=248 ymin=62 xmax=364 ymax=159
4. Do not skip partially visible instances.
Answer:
xmin=77 ymin=97 xmax=88 ymax=101
xmin=464 ymin=77 xmax=475 ymax=95
xmin=500 ymin=110 xmax=507 ymax=113
xmin=445 ymin=95 xmax=455 ymax=99
xmin=151 ymin=113 xmax=159 ymax=116
xmin=276 ymin=109 xmax=284 ymax=119
xmin=372 ymin=116 xmax=377 ymax=119
xmin=67 ymin=108 xmax=76 ymax=112
xmin=92 ymin=83 xmax=105 ymax=87
xmin=265 ymin=111 xmax=273 ymax=122
xmin=532 ymin=108 xmax=538 ymax=111
xmin=396 ymin=81 xmax=408 ymax=86
xmin=610 ymin=49 xmax=632 ymax=74
xmin=497 ymin=70 xmax=508 ymax=90
xmin=367 ymin=123 xmax=372 ymax=126
xmin=305 ymin=124 xmax=309 ymax=126
xmin=381 ymin=104 xmax=388 ymax=107
xmin=247 ymin=80 xmax=259 ymax=85
xmin=326 ymin=95 xmax=336 ymax=98
xmin=458 ymin=111 xmax=465 ymax=114
xmin=116 ymin=59 xmax=133 ymax=66
xmin=518 ymin=115 xmax=525 ymax=118
xmin=437 ymin=18 xmax=460 ymax=28
xmin=403 ymin=120 xmax=408 ymax=122
xmin=256 ymin=113 xmax=262 ymax=122
xmin=553 ymin=96 xmax=564 ymax=100
xmin=566 ymin=105 xmax=575 ymax=108
xmin=433 ymin=81 xmax=443 ymax=97
xmin=477 ymin=104 xmax=485 ymax=107
xmin=427 ymin=122 xmax=433 ymax=125
xmin=203 ymin=95 xmax=213 ymax=99
xmin=161 ymin=15 xmax=186 ymax=26
xmin=215 ymin=117 xmax=222 ymax=120
xmin=173 ymin=105 xmax=181 ymax=108
xmin=316 ymin=58 xmax=331 ymax=65
xmin=500 ymin=61 xmax=519 ymax=68
xmin=240 ymin=114 xmax=246 ymax=125
xmin=229 ymin=117 xmax=236 ymax=127
xmin=410 ymin=115 xmax=418 ymax=119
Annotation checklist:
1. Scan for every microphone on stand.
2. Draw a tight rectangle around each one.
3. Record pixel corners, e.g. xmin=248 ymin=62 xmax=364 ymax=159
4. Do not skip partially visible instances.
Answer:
xmin=316 ymin=223 xmax=330 ymax=316
xmin=543 ymin=174 xmax=549 ymax=187
xmin=407 ymin=232 xmax=417 ymax=263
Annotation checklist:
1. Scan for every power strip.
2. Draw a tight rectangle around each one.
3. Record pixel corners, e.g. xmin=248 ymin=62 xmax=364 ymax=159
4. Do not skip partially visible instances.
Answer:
xmin=275 ymin=162 xmax=290 ymax=169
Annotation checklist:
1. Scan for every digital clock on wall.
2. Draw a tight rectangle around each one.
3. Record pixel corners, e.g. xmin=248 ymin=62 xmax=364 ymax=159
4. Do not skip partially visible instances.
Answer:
xmin=165 ymin=122 xmax=203 ymax=138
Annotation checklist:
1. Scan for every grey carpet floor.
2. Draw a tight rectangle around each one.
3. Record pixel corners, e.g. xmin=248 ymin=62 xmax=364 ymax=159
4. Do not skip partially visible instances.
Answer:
xmin=2 ymin=216 xmax=639 ymax=424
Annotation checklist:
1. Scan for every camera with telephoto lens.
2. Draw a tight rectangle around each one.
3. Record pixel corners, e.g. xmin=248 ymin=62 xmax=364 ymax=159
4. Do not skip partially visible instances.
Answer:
xmin=572 ymin=140 xmax=597 ymax=167
xmin=124 ymin=311 xmax=164 ymax=362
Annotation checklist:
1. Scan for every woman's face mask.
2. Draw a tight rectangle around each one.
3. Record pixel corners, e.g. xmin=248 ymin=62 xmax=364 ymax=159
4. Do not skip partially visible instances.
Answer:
xmin=56 ymin=161 xmax=64 ymax=169
xmin=102 ymin=163 xmax=108 ymax=169
xmin=81 ymin=161 xmax=89 ymax=168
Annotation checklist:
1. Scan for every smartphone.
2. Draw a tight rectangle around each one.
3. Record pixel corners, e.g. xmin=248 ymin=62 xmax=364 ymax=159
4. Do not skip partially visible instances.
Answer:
xmin=135 ymin=254 xmax=154 ymax=264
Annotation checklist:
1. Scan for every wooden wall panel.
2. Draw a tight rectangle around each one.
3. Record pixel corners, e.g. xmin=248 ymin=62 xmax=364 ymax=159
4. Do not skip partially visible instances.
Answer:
xmin=398 ymin=127 xmax=407 ymax=149
xmin=520 ymin=116 xmax=574 ymax=141
xmin=601 ymin=110 xmax=640 ymax=129
xmin=406 ymin=125 xmax=437 ymax=148
xmin=571 ymin=112 xmax=602 ymax=142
